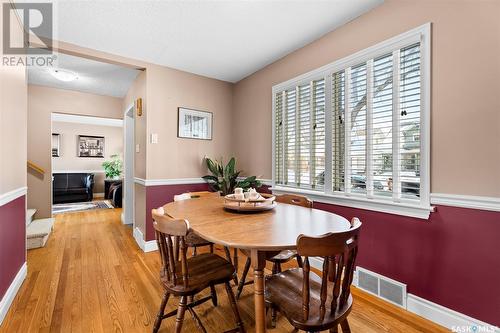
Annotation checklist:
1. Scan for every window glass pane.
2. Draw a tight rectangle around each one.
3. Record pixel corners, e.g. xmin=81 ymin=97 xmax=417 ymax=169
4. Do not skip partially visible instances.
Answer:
xmin=400 ymin=43 xmax=421 ymax=199
xmin=350 ymin=64 xmax=367 ymax=193
xmin=372 ymin=54 xmax=393 ymax=197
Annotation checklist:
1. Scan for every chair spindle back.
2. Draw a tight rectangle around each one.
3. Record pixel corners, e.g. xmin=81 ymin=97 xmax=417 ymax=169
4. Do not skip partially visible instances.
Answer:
xmin=152 ymin=208 xmax=190 ymax=288
xmin=297 ymin=217 xmax=361 ymax=322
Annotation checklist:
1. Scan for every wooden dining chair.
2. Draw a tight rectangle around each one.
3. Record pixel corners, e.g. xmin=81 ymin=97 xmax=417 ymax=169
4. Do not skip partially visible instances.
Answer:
xmin=236 ymin=194 xmax=313 ymax=301
xmin=151 ymin=209 xmax=245 ymax=333
xmin=173 ymin=191 xmax=238 ymax=286
xmin=264 ymin=218 xmax=362 ymax=332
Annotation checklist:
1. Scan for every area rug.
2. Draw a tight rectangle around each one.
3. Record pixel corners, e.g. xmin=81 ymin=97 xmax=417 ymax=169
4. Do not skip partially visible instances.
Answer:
xmin=52 ymin=200 xmax=114 ymax=214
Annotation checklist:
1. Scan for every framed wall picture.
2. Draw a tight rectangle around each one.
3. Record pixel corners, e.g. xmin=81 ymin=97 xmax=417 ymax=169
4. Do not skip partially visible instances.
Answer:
xmin=78 ymin=135 xmax=105 ymax=158
xmin=52 ymin=133 xmax=60 ymax=157
xmin=177 ymin=107 xmax=213 ymax=140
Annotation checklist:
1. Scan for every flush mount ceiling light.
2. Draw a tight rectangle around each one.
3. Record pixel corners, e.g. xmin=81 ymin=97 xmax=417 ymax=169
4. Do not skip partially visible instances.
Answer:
xmin=50 ymin=69 xmax=78 ymax=82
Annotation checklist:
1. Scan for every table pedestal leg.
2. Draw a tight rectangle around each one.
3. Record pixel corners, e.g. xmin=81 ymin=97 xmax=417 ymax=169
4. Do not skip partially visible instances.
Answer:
xmin=251 ymin=250 xmax=267 ymax=333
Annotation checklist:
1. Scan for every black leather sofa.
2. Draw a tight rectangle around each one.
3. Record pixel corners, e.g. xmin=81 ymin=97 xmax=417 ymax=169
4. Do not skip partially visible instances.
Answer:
xmin=53 ymin=173 xmax=95 ymax=204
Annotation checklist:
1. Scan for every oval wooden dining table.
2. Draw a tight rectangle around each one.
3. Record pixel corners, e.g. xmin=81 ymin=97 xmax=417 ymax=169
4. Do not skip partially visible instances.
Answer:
xmin=163 ymin=193 xmax=351 ymax=333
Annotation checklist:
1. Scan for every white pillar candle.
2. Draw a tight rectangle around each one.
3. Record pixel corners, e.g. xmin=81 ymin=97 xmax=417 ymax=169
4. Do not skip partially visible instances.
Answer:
xmin=234 ymin=187 xmax=243 ymax=195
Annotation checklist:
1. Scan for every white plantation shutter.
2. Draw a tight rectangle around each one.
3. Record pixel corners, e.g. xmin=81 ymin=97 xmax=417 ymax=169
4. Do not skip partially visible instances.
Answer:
xmin=371 ymin=53 xmax=394 ymax=197
xmin=273 ymin=25 xmax=429 ymax=216
xmin=274 ymin=80 xmax=326 ymax=189
xmin=332 ymin=71 xmax=345 ymax=192
xmin=298 ymin=84 xmax=311 ymax=185
xmin=399 ymin=43 xmax=421 ymax=199
xmin=274 ymin=91 xmax=284 ymax=184
xmin=312 ymin=79 xmax=325 ymax=189
xmin=348 ymin=64 xmax=367 ymax=194
xmin=284 ymin=88 xmax=297 ymax=185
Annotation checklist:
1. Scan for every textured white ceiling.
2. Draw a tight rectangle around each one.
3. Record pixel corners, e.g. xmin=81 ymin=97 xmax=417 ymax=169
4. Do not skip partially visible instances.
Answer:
xmin=42 ymin=0 xmax=383 ymax=83
xmin=28 ymin=52 xmax=140 ymax=97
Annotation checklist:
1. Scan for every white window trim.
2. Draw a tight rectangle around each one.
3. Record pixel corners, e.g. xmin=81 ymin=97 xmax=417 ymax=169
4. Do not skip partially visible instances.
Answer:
xmin=271 ymin=23 xmax=432 ymax=220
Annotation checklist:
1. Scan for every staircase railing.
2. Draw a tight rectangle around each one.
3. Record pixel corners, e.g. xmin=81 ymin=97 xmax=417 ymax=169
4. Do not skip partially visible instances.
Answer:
xmin=27 ymin=160 xmax=45 ymax=175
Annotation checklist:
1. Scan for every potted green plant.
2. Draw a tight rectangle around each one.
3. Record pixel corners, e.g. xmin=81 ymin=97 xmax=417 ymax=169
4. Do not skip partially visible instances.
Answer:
xmin=102 ymin=154 xmax=123 ymax=180
xmin=202 ymin=157 xmax=262 ymax=195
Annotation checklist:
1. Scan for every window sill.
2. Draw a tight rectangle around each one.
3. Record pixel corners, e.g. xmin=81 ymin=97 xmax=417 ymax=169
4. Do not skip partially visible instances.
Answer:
xmin=271 ymin=186 xmax=434 ymax=220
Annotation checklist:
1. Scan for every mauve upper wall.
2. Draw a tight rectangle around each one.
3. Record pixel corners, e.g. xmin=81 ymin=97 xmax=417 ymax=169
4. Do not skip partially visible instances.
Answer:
xmin=0 ymin=5 xmax=27 ymax=195
xmin=232 ymin=0 xmax=500 ymax=197
xmin=146 ymin=64 xmax=234 ymax=180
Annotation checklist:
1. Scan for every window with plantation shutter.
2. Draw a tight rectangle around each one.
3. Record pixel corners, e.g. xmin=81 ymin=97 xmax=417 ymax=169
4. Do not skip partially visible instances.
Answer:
xmin=273 ymin=24 xmax=431 ymax=219
xmin=274 ymin=81 xmax=326 ymax=189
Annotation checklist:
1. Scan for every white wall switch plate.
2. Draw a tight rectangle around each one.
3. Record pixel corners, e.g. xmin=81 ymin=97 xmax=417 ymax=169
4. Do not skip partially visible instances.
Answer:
xmin=150 ymin=133 xmax=158 ymax=144
xmin=135 ymin=144 xmax=140 ymax=153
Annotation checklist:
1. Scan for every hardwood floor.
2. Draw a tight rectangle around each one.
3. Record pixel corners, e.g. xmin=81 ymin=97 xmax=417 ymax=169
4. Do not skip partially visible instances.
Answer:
xmin=0 ymin=208 xmax=448 ymax=332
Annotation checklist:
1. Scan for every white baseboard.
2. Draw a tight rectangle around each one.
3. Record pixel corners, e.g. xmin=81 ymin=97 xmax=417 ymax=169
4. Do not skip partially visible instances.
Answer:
xmin=407 ymin=294 xmax=498 ymax=332
xmin=133 ymin=227 xmax=158 ymax=253
xmin=309 ymin=259 xmax=498 ymax=331
xmin=0 ymin=262 xmax=27 ymax=325
xmin=144 ymin=240 xmax=158 ymax=252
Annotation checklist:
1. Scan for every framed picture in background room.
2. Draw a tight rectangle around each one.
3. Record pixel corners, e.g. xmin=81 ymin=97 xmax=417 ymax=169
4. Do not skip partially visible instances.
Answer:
xmin=52 ymin=133 xmax=60 ymax=157
xmin=78 ymin=135 xmax=105 ymax=158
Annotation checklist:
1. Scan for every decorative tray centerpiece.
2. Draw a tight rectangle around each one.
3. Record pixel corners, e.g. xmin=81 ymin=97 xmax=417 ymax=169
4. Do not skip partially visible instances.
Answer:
xmin=223 ymin=188 xmax=276 ymax=212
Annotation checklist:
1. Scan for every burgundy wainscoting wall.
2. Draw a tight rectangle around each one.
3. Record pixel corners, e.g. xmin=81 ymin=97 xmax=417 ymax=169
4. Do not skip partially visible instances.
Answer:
xmin=145 ymin=183 xmax=209 ymax=241
xmin=0 ymin=196 xmax=26 ymax=300
xmin=314 ymin=202 xmax=500 ymax=326
xmin=145 ymin=183 xmax=499 ymax=325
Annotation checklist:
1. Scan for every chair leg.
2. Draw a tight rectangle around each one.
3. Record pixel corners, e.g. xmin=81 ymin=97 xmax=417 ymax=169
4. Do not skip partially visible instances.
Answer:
xmin=187 ymin=307 xmax=207 ymax=333
xmin=271 ymin=305 xmax=277 ymax=328
xmin=209 ymin=284 xmax=218 ymax=307
xmin=153 ymin=291 xmax=170 ymax=333
xmin=210 ymin=244 xmax=214 ymax=253
xmin=340 ymin=319 xmax=351 ymax=333
xmin=330 ymin=325 xmax=339 ymax=333
xmin=193 ymin=246 xmax=198 ymax=256
xmin=236 ymin=257 xmax=251 ymax=299
xmin=224 ymin=246 xmax=238 ymax=285
xmin=271 ymin=262 xmax=278 ymax=275
xmin=296 ymin=254 xmax=303 ymax=268
xmin=224 ymin=282 xmax=245 ymax=333
xmin=174 ymin=296 xmax=187 ymax=333
xmin=233 ymin=248 xmax=239 ymax=275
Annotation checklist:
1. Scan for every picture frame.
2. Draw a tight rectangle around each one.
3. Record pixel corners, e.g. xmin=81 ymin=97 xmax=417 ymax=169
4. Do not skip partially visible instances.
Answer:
xmin=78 ymin=135 xmax=105 ymax=158
xmin=177 ymin=107 xmax=213 ymax=140
xmin=52 ymin=133 xmax=60 ymax=157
